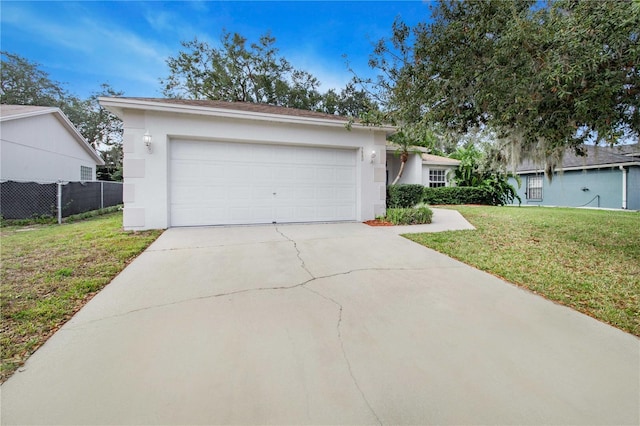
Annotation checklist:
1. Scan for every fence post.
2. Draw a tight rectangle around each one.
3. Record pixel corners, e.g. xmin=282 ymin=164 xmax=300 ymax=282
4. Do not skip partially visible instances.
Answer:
xmin=57 ymin=181 xmax=62 ymax=224
xmin=100 ymin=181 xmax=104 ymax=209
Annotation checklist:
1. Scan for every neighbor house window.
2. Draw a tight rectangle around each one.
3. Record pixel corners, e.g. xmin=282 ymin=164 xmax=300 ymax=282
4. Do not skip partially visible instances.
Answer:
xmin=429 ymin=169 xmax=446 ymax=188
xmin=526 ymin=175 xmax=543 ymax=200
xmin=80 ymin=166 xmax=93 ymax=181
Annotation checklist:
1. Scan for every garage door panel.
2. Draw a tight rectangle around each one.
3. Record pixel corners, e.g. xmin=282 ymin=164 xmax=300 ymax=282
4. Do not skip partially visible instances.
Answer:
xmin=172 ymin=160 xmax=202 ymax=180
xmin=293 ymin=186 xmax=316 ymax=200
xmin=295 ymin=167 xmax=316 ymax=181
xmin=315 ymin=167 xmax=337 ymax=182
xmin=271 ymin=166 xmax=294 ymax=181
xmin=335 ymin=168 xmax=356 ymax=183
xmin=228 ymin=185 xmax=252 ymax=201
xmin=251 ymin=145 xmax=276 ymax=163
xmin=252 ymin=166 xmax=275 ymax=181
xmin=201 ymin=163 xmax=225 ymax=180
xmin=336 ymin=149 xmax=356 ymax=165
xmin=170 ymin=140 xmax=357 ymax=226
xmin=252 ymin=185 xmax=275 ymax=200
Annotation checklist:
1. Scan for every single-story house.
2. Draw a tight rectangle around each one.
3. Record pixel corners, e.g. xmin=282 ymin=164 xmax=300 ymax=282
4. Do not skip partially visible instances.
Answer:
xmin=99 ymin=97 xmax=394 ymax=230
xmin=0 ymin=105 xmax=104 ymax=182
xmin=509 ymin=144 xmax=640 ymax=210
xmin=386 ymin=145 xmax=460 ymax=187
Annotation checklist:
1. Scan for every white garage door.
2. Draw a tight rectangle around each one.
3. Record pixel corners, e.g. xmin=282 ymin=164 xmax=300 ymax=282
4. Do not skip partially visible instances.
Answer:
xmin=170 ymin=140 xmax=357 ymax=226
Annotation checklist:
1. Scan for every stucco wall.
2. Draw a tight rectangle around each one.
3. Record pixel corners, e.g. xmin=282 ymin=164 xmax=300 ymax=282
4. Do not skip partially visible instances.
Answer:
xmin=511 ymin=168 xmax=626 ymax=209
xmin=0 ymin=114 xmax=97 ymax=182
xmin=386 ymin=153 xmax=424 ymax=185
xmin=121 ymin=109 xmax=387 ymax=229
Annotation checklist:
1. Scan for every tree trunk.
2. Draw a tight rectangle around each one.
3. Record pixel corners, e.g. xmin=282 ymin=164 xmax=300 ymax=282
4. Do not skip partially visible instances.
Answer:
xmin=391 ymin=151 xmax=410 ymax=185
xmin=391 ymin=159 xmax=407 ymax=185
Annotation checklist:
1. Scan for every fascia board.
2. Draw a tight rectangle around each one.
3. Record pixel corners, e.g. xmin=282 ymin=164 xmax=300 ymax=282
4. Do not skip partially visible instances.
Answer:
xmin=98 ymin=97 xmax=396 ymax=134
xmin=0 ymin=107 xmax=58 ymax=122
xmin=517 ymin=162 xmax=640 ymax=174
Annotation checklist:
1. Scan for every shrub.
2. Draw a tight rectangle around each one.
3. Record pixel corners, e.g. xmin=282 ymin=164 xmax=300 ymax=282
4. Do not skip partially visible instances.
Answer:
xmin=387 ymin=184 xmax=425 ymax=208
xmin=385 ymin=205 xmax=433 ymax=225
xmin=480 ymin=174 xmax=522 ymax=206
xmin=423 ymin=186 xmax=493 ymax=205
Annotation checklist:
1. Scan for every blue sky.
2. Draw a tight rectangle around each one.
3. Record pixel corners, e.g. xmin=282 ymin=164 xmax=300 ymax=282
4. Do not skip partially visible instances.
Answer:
xmin=1 ymin=1 xmax=431 ymax=99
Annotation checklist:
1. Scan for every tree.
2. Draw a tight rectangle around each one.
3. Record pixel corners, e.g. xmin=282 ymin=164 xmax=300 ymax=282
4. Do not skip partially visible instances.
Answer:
xmin=350 ymin=19 xmax=440 ymax=183
xmin=162 ymin=31 xmax=308 ymax=105
xmin=1 ymin=51 xmax=68 ymax=107
xmin=63 ymin=84 xmax=124 ymax=149
xmin=162 ymin=31 xmax=377 ymax=117
xmin=367 ymin=0 xmax=640 ymax=176
xmin=97 ymin=144 xmax=123 ymax=181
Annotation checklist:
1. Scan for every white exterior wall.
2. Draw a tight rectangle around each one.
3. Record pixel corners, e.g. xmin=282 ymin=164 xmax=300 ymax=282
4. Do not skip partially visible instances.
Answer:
xmin=386 ymin=153 xmax=458 ymax=186
xmin=0 ymin=114 xmax=97 ymax=182
xmin=121 ymin=109 xmax=387 ymax=230
xmin=386 ymin=153 xmax=426 ymax=185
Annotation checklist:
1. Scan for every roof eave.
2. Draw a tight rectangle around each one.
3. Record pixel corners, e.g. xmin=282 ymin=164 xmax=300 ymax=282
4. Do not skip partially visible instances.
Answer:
xmin=99 ymin=97 xmax=396 ymax=134
xmin=516 ymin=161 xmax=640 ymax=173
xmin=0 ymin=107 xmax=59 ymax=122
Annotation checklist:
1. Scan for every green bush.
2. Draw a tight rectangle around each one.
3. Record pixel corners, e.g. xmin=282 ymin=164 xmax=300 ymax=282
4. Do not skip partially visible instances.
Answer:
xmin=423 ymin=186 xmax=492 ymax=205
xmin=387 ymin=184 xmax=425 ymax=208
xmin=385 ymin=205 xmax=433 ymax=225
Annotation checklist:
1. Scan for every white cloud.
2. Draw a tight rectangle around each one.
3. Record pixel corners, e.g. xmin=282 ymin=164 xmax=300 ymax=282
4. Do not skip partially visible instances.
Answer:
xmin=1 ymin=2 xmax=174 ymax=95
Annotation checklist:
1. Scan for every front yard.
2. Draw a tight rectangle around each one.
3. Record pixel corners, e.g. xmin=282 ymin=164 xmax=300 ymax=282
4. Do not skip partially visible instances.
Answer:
xmin=407 ymin=206 xmax=640 ymax=336
xmin=2 ymin=206 xmax=638 ymax=384
xmin=0 ymin=212 xmax=162 ymax=382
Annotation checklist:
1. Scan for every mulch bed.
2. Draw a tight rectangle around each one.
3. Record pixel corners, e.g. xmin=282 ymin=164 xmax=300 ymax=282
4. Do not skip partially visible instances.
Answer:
xmin=363 ymin=219 xmax=394 ymax=226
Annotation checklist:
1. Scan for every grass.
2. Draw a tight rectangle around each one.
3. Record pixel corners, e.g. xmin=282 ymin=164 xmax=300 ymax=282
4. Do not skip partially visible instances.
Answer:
xmin=0 ymin=211 xmax=162 ymax=382
xmin=406 ymin=206 xmax=640 ymax=336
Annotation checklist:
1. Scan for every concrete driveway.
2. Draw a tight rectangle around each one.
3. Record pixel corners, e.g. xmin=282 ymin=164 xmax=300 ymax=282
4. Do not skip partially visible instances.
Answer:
xmin=2 ymin=210 xmax=639 ymax=425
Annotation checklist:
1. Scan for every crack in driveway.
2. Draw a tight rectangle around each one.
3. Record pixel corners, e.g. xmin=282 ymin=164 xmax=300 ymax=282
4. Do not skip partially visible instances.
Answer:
xmin=302 ymin=285 xmax=383 ymax=426
xmin=65 ymin=225 xmax=404 ymax=424
xmin=276 ymin=225 xmax=382 ymax=425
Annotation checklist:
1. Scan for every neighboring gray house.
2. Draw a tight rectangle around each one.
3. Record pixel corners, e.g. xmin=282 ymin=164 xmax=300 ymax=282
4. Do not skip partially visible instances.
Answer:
xmin=0 ymin=105 xmax=104 ymax=182
xmin=509 ymin=144 xmax=640 ymax=210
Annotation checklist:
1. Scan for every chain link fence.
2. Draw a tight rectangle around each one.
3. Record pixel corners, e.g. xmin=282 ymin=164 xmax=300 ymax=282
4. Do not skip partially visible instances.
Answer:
xmin=0 ymin=180 xmax=123 ymax=222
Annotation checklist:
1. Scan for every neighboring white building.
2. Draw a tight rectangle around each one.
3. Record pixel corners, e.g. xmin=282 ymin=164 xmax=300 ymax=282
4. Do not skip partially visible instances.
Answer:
xmin=386 ymin=145 xmax=460 ymax=187
xmin=99 ymin=97 xmax=394 ymax=230
xmin=0 ymin=105 xmax=104 ymax=182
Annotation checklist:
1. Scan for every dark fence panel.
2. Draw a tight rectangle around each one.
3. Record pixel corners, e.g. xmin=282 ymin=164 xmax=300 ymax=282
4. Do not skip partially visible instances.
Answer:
xmin=61 ymin=182 xmax=102 ymax=216
xmin=102 ymin=182 xmax=124 ymax=209
xmin=0 ymin=180 xmax=123 ymax=220
xmin=0 ymin=181 xmax=58 ymax=219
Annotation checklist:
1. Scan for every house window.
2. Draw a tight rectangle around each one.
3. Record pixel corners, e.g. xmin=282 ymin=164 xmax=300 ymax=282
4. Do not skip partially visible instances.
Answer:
xmin=80 ymin=166 xmax=93 ymax=181
xmin=526 ymin=175 xmax=543 ymax=200
xmin=429 ymin=169 xmax=446 ymax=187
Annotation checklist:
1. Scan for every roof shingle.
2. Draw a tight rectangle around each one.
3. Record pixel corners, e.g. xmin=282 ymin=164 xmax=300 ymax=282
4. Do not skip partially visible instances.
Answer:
xmin=516 ymin=144 xmax=640 ymax=172
xmin=122 ymin=97 xmax=350 ymax=122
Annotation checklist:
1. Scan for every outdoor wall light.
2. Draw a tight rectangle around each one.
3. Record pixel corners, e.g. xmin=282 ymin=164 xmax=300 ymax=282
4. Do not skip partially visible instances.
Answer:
xmin=143 ymin=131 xmax=152 ymax=153
xmin=370 ymin=150 xmax=376 ymax=163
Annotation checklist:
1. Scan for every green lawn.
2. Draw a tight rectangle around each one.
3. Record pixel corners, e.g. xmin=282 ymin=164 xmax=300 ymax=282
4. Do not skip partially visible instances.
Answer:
xmin=406 ymin=206 xmax=640 ymax=336
xmin=0 ymin=212 xmax=162 ymax=382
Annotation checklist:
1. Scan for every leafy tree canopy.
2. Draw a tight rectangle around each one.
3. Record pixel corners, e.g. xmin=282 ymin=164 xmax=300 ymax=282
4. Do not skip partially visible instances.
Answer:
xmin=162 ymin=30 xmax=376 ymax=116
xmin=364 ymin=0 xmax=640 ymax=175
